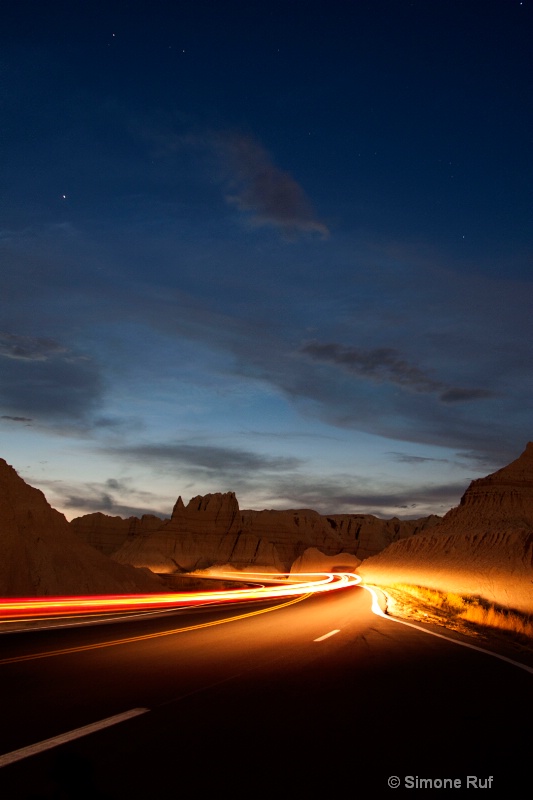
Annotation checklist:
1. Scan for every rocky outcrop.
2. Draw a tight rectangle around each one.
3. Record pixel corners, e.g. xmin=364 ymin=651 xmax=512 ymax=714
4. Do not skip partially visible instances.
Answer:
xmin=290 ymin=547 xmax=361 ymax=574
xmin=319 ymin=513 xmax=441 ymax=560
xmin=0 ymin=459 xmax=164 ymax=597
xmin=110 ymin=491 xmax=439 ymax=573
xmin=111 ymin=492 xmax=292 ymax=573
xmin=111 ymin=492 xmax=245 ymax=572
xmin=435 ymin=441 xmax=533 ymax=531
xmin=358 ymin=443 xmax=533 ymax=613
xmin=70 ymin=512 xmax=164 ymax=556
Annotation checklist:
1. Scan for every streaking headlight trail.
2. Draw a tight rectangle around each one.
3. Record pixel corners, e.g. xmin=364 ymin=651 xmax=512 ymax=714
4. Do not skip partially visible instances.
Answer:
xmin=0 ymin=572 xmax=361 ymax=624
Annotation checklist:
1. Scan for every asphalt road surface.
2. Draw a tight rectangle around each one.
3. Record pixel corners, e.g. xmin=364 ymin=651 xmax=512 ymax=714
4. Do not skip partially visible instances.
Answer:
xmin=0 ymin=584 xmax=530 ymax=797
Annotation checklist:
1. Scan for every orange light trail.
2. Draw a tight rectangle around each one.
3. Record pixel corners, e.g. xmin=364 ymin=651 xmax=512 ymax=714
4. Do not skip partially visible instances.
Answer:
xmin=0 ymin=592 xmax=312 ymax=665
xmin=0 ymin=572 xmax=361 ymax=623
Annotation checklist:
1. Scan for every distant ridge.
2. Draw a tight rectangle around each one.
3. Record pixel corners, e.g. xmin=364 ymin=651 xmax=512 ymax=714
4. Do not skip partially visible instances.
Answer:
xmin=75 ymin=491 xmax=440 ymax=573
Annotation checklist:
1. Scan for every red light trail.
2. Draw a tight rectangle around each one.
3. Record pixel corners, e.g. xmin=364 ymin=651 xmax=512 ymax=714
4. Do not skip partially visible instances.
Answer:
xmin=0 ymin=572 xmax=361 ymax=624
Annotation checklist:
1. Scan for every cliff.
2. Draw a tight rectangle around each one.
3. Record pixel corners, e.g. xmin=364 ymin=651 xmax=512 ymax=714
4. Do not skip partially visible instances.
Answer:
xmin=107 ymin=491 xmax=439 ymax=573
xmin=70 ymin=512 xmax=164 ymax=556
xmin=358 ymin=443 xmax=533 ymax=613
xmin=0 ymin=460 xmax=164 ymax=597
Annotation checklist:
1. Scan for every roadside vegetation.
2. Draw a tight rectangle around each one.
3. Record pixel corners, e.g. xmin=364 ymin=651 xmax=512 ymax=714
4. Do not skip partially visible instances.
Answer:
xmin=384 ymin=583 xmax=533 ymax=641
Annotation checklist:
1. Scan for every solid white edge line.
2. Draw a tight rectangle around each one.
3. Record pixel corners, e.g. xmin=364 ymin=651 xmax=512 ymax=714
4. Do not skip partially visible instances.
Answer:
xmin=363 ymin=584 xmax=533 ymax=675
xmin=0 ymin=707 xmax=150 ymax=768
xmin=314 ymin=629 xmax=340 ymax=642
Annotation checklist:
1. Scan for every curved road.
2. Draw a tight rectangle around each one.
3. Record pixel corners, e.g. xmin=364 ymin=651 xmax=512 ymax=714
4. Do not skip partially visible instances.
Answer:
xmin=0 ymin=583 xmax=530 ymax=797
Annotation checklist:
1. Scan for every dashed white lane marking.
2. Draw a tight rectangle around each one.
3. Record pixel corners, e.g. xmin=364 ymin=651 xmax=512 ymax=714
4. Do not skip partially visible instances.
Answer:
xmin=314 ymin=629 xmax=340 ymax=642
xmin=0 ymin=707 xmax=150 ymax=768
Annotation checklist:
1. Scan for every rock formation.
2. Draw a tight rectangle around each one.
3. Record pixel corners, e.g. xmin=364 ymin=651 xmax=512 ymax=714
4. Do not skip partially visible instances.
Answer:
xmin=358 ymin=443 xmax=533 ymax=613
xmin=318 ymin=512 xmax=442 ymax=560
xmin=290 ymin=547 xmax=361 ymax=574
xmin=70 ymin=512 xmax=164 ymax=556
xmin=107 ymin=491 xmax=439 ymax=573
xmin=5 ymin=442 xmax=533 ymax=607
xmin=0 ymin=459 xmax=164 ymax=597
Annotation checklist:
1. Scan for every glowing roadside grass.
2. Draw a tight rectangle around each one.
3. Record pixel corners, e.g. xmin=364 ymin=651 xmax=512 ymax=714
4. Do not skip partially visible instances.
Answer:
xmin=0 ymin=572 xmax=361 ymax=622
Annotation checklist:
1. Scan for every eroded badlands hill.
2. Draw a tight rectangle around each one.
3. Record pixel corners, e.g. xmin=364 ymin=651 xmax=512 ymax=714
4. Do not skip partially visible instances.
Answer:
xmin=0 ymin=459 xmax=164 ymax=597
xmin=358 ymin=443 xmax=533 ymax=613
xmin=92 ymin=492 xmax=439 ymax=573
xmin=70 ymin=512 xmax=165 ymax=556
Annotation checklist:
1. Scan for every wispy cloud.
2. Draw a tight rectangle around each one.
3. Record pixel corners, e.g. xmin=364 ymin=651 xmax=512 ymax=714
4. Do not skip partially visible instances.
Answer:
xmin=439 ymin=388 xmax=496 ymax=403
xmin=63 ymin=493 xmax=165 ymax=519
xmin=217 ymin=133 xmax=329 ymax=239
xmin=261 ymin=473 xmax=468 ymax=517
xmin=300 ymin=341 xmax=441 ymax=392
xmin=103 ymin=442 xmax=303 ymax=474
xmin=299 ymin=341 xmax=497 ymax=404
xmin=388 ymin=452 xmax=450 ymax=465
xmin=36 ymin=476 xmax=171 ymax=520
xmin=0 ymin=332 xmax=103 ymax=421
xmin=0 ymin=332 xmax=68 ymax=361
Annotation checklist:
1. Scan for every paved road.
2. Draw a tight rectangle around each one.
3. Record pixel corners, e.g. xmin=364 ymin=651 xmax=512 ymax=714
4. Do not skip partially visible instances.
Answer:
xmin=0 ymin=585 xmax=530 ymax=797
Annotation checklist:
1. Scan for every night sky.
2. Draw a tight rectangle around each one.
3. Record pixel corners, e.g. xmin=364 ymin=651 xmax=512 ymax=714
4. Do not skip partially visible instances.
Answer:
xmin=1 ymin=0 xmax=531 ymax=521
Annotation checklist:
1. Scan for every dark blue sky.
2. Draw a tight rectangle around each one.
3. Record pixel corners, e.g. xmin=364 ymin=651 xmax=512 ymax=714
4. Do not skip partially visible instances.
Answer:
xmin=1 ymin=0 xmax=531 ymax=520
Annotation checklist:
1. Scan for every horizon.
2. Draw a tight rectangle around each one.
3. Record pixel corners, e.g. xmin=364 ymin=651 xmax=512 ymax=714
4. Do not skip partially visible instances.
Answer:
xmin=6 ymin=443 xmax=530 ymax=524
xmin=1 ymin=1 xmax=531 ymax=522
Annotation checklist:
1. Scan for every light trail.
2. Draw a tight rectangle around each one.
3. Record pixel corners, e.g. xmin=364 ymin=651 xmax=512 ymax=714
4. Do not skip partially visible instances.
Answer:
xmin=0 ymin=592 xmax=312 ymax=665
xmin=0 ymin=572 xmax=361 ymax=625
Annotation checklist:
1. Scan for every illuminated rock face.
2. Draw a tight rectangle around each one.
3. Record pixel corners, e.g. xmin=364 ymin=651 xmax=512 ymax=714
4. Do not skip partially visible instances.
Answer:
xmin=0 ymin=460 xmax=163 ymax=597
xmin=358 ymin=443 xmax=533 ymax=613
xmin=439 ymin=441 xmax=533 ymax=531
xmin=109 ymin=491 xmax=439 ymax=573
xmin=290 ymin=547 xmax=361 ymax=574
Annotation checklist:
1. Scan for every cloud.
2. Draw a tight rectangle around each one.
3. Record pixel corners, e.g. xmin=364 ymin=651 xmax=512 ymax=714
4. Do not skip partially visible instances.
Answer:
xmin=299 ymin=341 xmax=497 ymax=404
xmin=1 ymin=415 xmax=33 ymax=424
xmin=136 ymin=125 xmax=329 ymax=238
xmin=66 ymin=492 xmax=116 ymax=513
xmin=104 ymin=442 xmax=302 ymax=474
xmin=0 ymin=333 xmax=103 ymax=421
xmin=439 ymin=387 xmax=496 ymax=403
xmin=61 ymin=492 xmax=167 ymax=519
xmin=261 ymin=473 xmax=468 ymax=518
xmin=104 ymin=478 xmax=126 ymax=492
xmin=51 ymin=461 xmax=466 ymax=521
xmin=36 ymin=476 xmax=172 ymax=520
xmin=219 ymin=133 xmax=329 ymax=239
xmin=62 ymin=493 xmax=167 ymax=519
xmin=300 ymin=341 xmax=441 ymax=393
xmin=387 ymin=452 xmax=451 ymax=465
xmin=0 ymin=332 xmax=68 ymax=361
